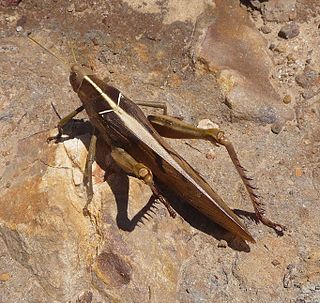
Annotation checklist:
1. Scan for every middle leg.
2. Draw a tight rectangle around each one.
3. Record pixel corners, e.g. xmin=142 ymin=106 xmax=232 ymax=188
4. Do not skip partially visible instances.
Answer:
xmin=111 ymin=147 xmax=176 ymax=218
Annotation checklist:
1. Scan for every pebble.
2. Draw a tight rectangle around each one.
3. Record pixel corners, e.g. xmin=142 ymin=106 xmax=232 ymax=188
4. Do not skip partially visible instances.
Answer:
xmin=269 ymin=43 xmax=276 ymax=50
xmin=0 ymin=272 xmax=10 ymax=282
xmin=16 ymin=25 xmax=23 ymax=32
xmin=282 ymin=94 xmax=292 ymax=104
xmin=67 ymin=3 xmax=75 ymax=12
xmin=295 ymin=167 xmax=303 ymax=177
xmin=251 ymin=10 xmax=260 ymax=21
xmin=274 ymin=42 xmax=287 ymax=54
xmin=286 ymin=53 xmax=296 ymax=63
xmin=75 ymin=3 xmax=88 ymax=13
xmin=302 ymin=88 xmax=320 ymax=100
xmin=5 ymin=15 xmax=17 ymax=23
xmin=197 ymin=119 xmax=219 ymax=130
xmin=271 ymin=121 xmax=284 ymax=134
xmin=205 ymin=150 xmax=216 ymax=160
xmin=271 ymin=259 xmax=281 ymax=267
xmin=260 ymin=25 xmax=272 ymax=34
xmin=295 ymin=67 xmax=319 ymax=88
xmin=77 ymin=290 xmax=93 ymax=303
xmin=278 ymin=23 xmax=300 ymax=39
xmin=217 ymin=240 xmax=227 ymax=248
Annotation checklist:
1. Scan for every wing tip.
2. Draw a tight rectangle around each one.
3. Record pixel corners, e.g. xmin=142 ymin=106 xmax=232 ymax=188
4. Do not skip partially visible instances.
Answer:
xmin=244 ymin=233 xmax=256 ymax=244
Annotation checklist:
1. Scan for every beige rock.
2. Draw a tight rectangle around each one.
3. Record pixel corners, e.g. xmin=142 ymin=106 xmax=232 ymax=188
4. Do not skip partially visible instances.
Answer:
xmin=197 ymin=0 xmax=293 ymax=124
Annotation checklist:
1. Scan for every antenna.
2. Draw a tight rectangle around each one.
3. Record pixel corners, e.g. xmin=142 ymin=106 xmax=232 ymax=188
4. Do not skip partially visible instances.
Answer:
xmin=64 ymin=1 xmax=78 ymax=64
xmin=69 ymin=40 xmax=78 ymax=64
xmin=27 ymin=34 xmax=69 ymax=69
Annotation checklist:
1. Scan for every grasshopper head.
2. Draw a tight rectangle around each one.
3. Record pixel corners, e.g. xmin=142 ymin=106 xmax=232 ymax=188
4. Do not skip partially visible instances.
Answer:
xmin=70 ymin=64 xmax=94 ymax=93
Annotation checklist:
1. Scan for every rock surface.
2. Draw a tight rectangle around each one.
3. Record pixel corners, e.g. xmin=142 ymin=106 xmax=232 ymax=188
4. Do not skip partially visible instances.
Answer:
xmin=196 ymin=0 xmax=293 ymax=124
xmin=249 ymin=0 xmax=297 ymax=23
xmin=0 ymin=0 xmax=320 ymax=302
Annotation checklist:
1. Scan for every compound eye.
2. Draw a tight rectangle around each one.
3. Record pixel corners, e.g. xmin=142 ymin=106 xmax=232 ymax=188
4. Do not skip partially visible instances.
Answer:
xmin=70 ymin=72 xmax=76 ymax=82
xmin=69 ymin=72 xmax=80 ymax=92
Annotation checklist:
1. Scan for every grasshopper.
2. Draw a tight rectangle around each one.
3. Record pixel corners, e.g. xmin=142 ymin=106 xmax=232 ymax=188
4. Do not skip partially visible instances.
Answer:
xmin=28 ymin=34 xmax=284 ymax=244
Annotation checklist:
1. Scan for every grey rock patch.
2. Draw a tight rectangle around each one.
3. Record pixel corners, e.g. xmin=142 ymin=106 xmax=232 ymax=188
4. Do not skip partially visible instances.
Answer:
xmin=249 ymin=0 xmax=297 ymax=22
xmin=295 ymin=66 xmax=320 ymax=88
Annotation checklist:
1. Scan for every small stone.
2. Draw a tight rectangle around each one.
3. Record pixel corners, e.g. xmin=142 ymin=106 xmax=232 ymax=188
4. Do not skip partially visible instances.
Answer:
xmin=295 ymin=67 xmax=319 ymax=88
xmin=197 ymin=119 xmax=219 ymax=130
xmin=271 ymin=121 xmax=284 ymax=134
xmin=259 ymin=0 xmax=296 ymax=22
xmin=260 ymin=25 xmax=272 ymax=34
xmin=275 ymin=58 xmax=283 ymax=66
xmin=76 ymin=291 xmax=93 ymax=303
xmin=274 ymin=42 xmax=287 ymax=54
xmin=302 ymin=88 xmax=320 ymax=100
xmin=269 ymin=43 xmax=276 ymax=50
xmin=295 ymin=167 xmax=303 ymax=177
xmin=0 ymin=272 xmax=11 ymax=282
xmin=205 ymin=150 xmax=216 ymax=160
xmin=75 ymin=2 xmax=88 ymax=12
xmin=272 ymin=259 xmax=281 ymax=266
xmin=286 ymin=53 xmax=296 ymax=63
xmin=278 ymin=23 xmax=300 ymax=39
xmin=217 ymin=240 xmax=227 ymax=248
xmin=5 ymin=15 xmax=16 ymax=23
xmin=67 ymin=3 xmax=75 ymax=12
xmin=282 ymin=94 xmax=291 ymax=104
xmin=251 ymin=10 xmax=260 ymax=21
xmin=16 ymin=25 xmax=23 ymax=32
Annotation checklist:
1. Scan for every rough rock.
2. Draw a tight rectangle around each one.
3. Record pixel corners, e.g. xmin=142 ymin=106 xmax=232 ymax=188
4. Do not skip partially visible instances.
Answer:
xmin=295 ymin=66 xmax=320 ymax=88
xmin=197 ymin=0 xmax=293 ymax=124
xmin=296 ymin=0 xmax=320 ymax=22
xmin=302 ymin=87 xmax=320 ymax=100
xmin=0 ymin=132 xmax=105 ymax=302
xmin=295 ymin=66 xmax=320 ymax=100
xmin=249 ymin=0 xmax=297 ymax=22
xmin=0 ymin=0 xmax=21 ymax=7
xmin=0 ymin=0 xmax=320 ymax=302
xmin=260 ymin=25 xmax=272 ymax=34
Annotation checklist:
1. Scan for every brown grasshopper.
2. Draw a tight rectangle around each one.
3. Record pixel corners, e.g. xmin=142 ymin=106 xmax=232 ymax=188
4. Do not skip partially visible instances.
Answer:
xmin=28 ymin=34 xmax=284 ymax=244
